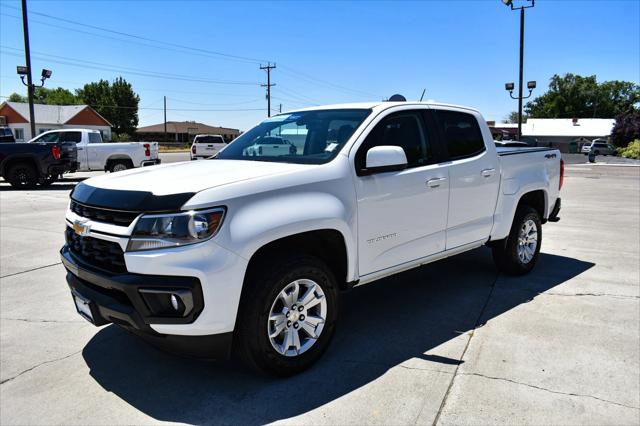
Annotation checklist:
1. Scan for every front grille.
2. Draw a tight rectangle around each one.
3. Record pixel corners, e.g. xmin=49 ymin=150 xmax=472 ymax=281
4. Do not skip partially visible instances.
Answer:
xmin=65 ymin=227 xmax=127 ymax=273
xmin=70 ymin=200 xmax=139 ymax=227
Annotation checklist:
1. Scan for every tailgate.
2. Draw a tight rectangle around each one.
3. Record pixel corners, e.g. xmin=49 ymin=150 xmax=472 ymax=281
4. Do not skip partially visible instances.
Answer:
xmin=59 ymin=142 xmax=78 ymax=161
xmin=149 ymin=142 xmax=159 ymax=159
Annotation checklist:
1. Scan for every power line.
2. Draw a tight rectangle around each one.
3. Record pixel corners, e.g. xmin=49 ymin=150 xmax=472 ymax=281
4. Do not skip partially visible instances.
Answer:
xmin=279 ymin=65 xmax=381 ymax=99
xmin=0 ymin=95 xmax=268 ymax=111
xmin=1 ymin=47 xmax=260 ymax=85
xmin=0 ymin=4 xmax=269 ymax=65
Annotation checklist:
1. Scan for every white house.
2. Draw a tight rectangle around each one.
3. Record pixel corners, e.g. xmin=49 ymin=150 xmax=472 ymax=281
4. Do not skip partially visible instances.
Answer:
xmin=0 ymin=102 xmax=113 ymax=141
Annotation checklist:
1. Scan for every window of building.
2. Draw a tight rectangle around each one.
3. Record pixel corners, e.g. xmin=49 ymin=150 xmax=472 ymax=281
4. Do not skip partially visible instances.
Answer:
xmin=434 ymin=110 xmax=485 ymax=160
xmin=356 ymin=110 xmax=431 ymax=170
xmin=13 ymin=128 xmax=25 ymax=141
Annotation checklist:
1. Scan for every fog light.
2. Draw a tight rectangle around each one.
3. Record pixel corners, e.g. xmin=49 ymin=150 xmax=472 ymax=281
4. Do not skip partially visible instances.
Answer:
xmin=170 ymin=294 xmax=179 ymax=311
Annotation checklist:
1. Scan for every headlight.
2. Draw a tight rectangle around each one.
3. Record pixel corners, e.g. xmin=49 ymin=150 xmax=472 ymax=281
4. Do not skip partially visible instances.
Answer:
xmin=127 ymin=207 xmax=225 ymax=252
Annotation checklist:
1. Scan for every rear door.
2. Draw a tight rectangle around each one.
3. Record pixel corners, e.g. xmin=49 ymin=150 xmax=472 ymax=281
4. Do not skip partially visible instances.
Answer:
xmin=431 ymin=109 xmax=500 ymax=249
xmin=354 ymin=108 xmax=450 ymax=276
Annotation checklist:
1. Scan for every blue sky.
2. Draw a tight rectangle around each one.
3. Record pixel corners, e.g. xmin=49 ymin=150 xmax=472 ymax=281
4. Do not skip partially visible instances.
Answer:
xmin=1 ymin=0 xmax=638 ymax=131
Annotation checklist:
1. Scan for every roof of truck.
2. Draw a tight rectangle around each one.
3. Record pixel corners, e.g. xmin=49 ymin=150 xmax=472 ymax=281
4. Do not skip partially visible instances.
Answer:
xmin=287 ymin=101 xmax=480 ymax=114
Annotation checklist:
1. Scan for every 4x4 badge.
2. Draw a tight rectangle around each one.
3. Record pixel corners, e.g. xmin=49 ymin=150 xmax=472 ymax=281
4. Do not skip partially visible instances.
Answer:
xmin=73 ymin=220 xmax=91 ymax=237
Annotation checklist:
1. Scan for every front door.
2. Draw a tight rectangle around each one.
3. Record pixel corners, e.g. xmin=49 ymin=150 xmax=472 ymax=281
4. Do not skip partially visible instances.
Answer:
xmin=354 ymin=109 xmax=450 ymax=277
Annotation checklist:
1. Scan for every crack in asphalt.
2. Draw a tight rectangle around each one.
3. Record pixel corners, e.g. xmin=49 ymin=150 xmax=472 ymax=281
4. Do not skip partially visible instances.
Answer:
xmin=459 ymin=372 xmax=640 ymax=411
xmin=1 ymin=262 xmax=62 ymax=279
xmin=0 ymin=350 xmax=83 ymax=385
xmin=427 ymin=273 xmax=501 ymax=426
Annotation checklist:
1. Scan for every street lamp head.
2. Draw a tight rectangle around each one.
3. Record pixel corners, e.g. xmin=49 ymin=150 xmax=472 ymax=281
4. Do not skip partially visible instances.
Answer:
xmin=527 ymin=80 xmax=537 ymax=89
xmin=505 ymin=82 xmax=515 ymax=91
xmin=501 ymin=0 xmax=513 ymax=6
xmin=41 ymin=69 xmax=52 ymax=79
xmin=16 ymin=66 xmax=29 ymax=76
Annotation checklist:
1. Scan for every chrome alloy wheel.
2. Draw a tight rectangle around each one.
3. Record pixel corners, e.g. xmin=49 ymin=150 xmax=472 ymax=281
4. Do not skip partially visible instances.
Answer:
xmin=517 ymin=219 xmax=538 ymax=264
xmin=267 ymin=279 xmax=327 ymax=357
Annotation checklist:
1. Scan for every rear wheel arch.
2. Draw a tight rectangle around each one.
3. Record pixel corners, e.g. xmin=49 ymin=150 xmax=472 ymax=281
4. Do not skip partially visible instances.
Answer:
xmin=2 ymin=156 xmax=39 ymax=178
xmin=517 ymin=189 xmax=547 ymax=221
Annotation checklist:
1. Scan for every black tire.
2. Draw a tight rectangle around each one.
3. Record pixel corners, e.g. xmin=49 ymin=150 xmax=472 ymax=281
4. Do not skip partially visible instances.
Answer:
xmin=109 ymin=160 xmax=130 ymax=173
xmin=7 ymin=162 xmax=38 ymax=189
xmin=594 ymin=150 xmax=600 ymax=156
xmin=492 ymin=205 xmax=542 ymax=276
xmin=235 ymin=254 xmax=339 ymax=376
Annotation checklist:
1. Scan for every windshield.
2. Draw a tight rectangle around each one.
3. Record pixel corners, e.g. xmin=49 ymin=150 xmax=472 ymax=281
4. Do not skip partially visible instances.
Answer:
xmin=215 ymin=109 xmax=371 ymax=164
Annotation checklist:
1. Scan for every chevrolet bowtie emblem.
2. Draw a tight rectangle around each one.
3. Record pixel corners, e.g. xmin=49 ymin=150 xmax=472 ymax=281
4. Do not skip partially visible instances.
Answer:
xmin=73 ymin=220 xmax=91 ymax=237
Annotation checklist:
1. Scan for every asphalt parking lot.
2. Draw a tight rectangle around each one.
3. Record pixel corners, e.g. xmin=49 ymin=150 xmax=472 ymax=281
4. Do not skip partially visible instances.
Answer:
xmin=1 ymin=159 xmax=639 ymax=425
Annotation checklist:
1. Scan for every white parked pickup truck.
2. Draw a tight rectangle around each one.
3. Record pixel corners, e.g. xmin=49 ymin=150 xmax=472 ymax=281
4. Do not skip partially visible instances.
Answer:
xmin=61 ymin=101 xmax=563 ymax=375
xmin=29 ymin=129 xmax=160 ymax=172
xmin=190 ymin=134 xmax=227 ymax=160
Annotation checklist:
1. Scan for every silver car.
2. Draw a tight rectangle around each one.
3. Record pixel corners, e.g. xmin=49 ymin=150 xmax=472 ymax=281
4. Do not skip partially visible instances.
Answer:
xmin=581 ymin=140 xmax=617 ymax=156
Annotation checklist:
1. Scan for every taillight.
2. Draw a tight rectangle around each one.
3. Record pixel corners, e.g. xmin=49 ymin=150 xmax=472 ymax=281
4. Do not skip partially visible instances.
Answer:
xmin=559 ymin=159 xmax=564 ymax=190
xmin=52 ymin=145 xmax=61 ymax=160
xmin=143 ymin=143 xmax=151 ymax=157
xmin=191 ymin=144 xmax=197 ymax=154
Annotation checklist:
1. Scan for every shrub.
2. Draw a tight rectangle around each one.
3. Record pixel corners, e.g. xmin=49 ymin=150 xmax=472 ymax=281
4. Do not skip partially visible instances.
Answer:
xmin=112 ymin=133 xmax=131 ymax=142
xmin=617 ymin=140 xmax=640 ymax=159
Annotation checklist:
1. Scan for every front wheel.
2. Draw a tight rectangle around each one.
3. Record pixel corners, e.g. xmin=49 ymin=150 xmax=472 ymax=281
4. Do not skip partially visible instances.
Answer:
xmin=235 ymin=255 xmax=339 ymax=376
xmin=492 ymin=205 xmax=542 ymax=275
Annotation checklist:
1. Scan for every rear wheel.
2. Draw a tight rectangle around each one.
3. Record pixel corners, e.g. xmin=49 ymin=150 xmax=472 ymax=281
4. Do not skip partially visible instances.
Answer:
xmin=7 ymin=162 xmax=38 ymax=189
xmin=109 ymin=160 xmax=130 ymax=173
xmin=492 ymin=205 xmax=542 ymax=275
xmin=235 ymin=254 xmax=339 ymax=376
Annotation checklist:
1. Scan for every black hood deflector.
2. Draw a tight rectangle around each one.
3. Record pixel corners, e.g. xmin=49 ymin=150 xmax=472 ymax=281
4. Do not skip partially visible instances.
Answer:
xmin=71 ymin=182 xmax=195 ymax=212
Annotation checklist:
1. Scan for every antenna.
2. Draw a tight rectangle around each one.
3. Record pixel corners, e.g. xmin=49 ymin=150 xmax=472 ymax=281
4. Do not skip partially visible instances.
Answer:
xmin=419 ymin=89 xmax=426 ymax=102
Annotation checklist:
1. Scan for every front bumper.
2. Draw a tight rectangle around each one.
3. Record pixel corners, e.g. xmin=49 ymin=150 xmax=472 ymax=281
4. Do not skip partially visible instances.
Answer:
xmin=60 ymin=245 xmax=232 ymax=359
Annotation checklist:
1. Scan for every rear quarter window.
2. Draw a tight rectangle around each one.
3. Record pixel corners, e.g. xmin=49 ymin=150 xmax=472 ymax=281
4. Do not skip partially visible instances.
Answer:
xmin=434 ymin=110 xmax=485 ymax=160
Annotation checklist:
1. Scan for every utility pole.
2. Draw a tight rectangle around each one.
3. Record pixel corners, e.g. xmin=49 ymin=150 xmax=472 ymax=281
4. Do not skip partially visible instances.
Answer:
xmin=21 ymin=0 xmax=36 ymax=138
xmin=260 ymin=62 xmax=276 ymax=117
xmin=163 ymin=96 xmax=167 ymax=142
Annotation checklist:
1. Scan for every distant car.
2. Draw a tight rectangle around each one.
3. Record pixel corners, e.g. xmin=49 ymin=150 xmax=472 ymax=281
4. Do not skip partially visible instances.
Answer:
xmin=0 ymin=127 xmax=16 ymax=143
xmin=494 ymin=140 xmax=529 ymax=148
xmin=242 ymin=136 xmax=297 ymax=156
xmin=581 ymin=140 xmax=616 ymax=156
xmin=190 ymin=134 xmax=227 ymax=160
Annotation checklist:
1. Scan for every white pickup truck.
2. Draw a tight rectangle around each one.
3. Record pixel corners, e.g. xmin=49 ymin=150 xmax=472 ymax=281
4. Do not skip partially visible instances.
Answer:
xmin=60 ymin=101 xmax=562 ymax=376
xmin=29 ymin=129 xmax=160 ymax=172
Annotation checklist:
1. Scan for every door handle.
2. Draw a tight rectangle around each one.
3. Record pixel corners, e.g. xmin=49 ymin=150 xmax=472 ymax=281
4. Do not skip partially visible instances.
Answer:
xmin=426 ymin=177 xmax=447 ymax=188
xmin=481 ymin=168 xmax=496 ymax=178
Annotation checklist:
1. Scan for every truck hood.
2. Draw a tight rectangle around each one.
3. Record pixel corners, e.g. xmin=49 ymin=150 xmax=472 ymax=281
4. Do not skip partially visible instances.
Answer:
xmin=80 ymin=159 xmax=312 ymax=196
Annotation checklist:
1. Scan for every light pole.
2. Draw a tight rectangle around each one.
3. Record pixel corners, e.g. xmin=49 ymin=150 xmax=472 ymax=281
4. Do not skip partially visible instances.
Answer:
xmin=502 ymin=0 xmax=535 ymax=141
xmin=19 ymin=0 xmax=52 ymax=138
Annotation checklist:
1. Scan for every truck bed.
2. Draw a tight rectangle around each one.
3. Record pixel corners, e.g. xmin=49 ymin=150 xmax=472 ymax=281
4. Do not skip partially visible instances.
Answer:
xmin=496 ymin=146 xmax=557 ymax=156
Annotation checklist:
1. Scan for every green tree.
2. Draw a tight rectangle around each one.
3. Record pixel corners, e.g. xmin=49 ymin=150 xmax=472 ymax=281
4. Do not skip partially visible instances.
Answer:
xmin=7 ymin=92 xmax=27 ymax=102
xmin=610 ymin=111 xmax=640 ymax=147
xmin=77 ymin=77 xmax=139 ymax=135
xmin=525 ymin=74 xmax=640 ymax=118
xmin=7 ymin=88 xmax=79 ymax=105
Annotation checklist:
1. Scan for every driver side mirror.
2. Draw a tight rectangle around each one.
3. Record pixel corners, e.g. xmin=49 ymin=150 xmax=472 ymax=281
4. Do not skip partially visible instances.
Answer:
xmin=361 ymin=145 xmax=408 ymax=175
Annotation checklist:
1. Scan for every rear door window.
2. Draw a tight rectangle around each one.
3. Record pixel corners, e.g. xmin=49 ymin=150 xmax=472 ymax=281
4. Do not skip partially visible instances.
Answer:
xmin=61 ymin=131 xmax=82 ymax=143
xmin=88 ymin=133 xmax=102 ymax=143
xmin=433 ymin=110 xmax=485 ymax=160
